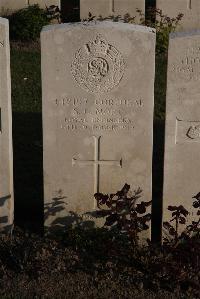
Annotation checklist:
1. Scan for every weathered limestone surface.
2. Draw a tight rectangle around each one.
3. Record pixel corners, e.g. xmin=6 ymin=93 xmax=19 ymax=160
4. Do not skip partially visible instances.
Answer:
xmin=80 ymin=0 xmax=145 ymax=23
xmin=0 ymin=0 xmax=60 ymax=13
xmin=0 ymin=18 xmax=13 ymax=231
xmin=29 ymin=0 xmax=60 ymax=9
xmin=157 ymin=0 xmax=200 ymax=31
xmin=163 ymin=31 xmax=200 ymax=237
xmin=42 ymin=22 xmax=155 ymax=239
xmin=0 ymin=0 xmax=27 ymax=12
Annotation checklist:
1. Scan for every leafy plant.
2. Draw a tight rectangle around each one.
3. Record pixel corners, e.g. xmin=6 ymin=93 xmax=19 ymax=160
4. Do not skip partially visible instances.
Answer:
xmin=163 ymin=205 xmax=189 ymax=244
xmin=154 ymin=8 xmax=183 ymax=54
xmin=161 ymin=195 xmax=200 ymax=295
xmin=94 ymin=184 xmax=152 ymax=247
xmin=86 ymin=7 xmax=183 ymax=55
xmin=164 ymin=192 xmax=200 ymax=245
xmin=139 ymin=7 xmax=183 ymax=54
xmin=95 ymin=12 xmax=141 ymax=24
xmin=8 ymin=5 xmax=50 ymax=41
xmin=46 ymin=5 xmax=61 ymax=23
xmin=183 ymin=192 xmax=200 ymax=239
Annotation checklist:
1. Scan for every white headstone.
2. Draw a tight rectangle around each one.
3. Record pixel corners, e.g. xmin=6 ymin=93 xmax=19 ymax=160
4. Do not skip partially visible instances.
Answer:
xmin=0 ymin=0 xmax=27 ymax=13
xmin=157 ymin=0 xmax=200 ymax=31
xmin=80 ymin=0 xmax=145 ymax=23
xmin=0 ymin=18 xmax=13 ymax=231
xmin=41 ymin=22 xmax=155 ymax=240
xmin=0 ymin=0 xmax=60 ymax=14
xmin=163 ymin=30 xmax=200 ymax=237
xmin=29 ymin=0 xmax=60 ymax=9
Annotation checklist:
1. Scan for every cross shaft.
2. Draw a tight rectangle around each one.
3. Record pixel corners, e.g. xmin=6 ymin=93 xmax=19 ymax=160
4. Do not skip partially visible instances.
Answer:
xmin=111 ymin=0 xmax=115 ymax=14
xmin=188 ymin=0 xmax=192 ymax=9
xmin=72 ymin=136 xmax=122 ymax=206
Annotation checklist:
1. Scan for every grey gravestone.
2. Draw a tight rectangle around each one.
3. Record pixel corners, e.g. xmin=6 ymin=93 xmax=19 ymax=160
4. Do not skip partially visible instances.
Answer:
xmin=163 ymin=30 xmax=200 ymax=238
xmin=157 ymin=0 xmax=200 ymax=31
xmin=80 ymin=0 xmax=145 ymax=23
xmin=41 ymin=22 xmax=155 ymax=240
xmin=0 ymin=18 xmax=13 ymax=231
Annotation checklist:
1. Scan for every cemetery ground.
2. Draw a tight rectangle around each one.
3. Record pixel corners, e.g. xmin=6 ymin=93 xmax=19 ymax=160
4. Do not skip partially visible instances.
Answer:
xmin=0 ymin=41 xmax=199 ymax=298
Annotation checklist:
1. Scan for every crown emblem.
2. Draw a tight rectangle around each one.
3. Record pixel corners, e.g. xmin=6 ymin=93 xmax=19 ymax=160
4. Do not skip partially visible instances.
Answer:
xmin=85 ymin=35 xmax=109 ymax=56
xmin=71 ymin=35 xmax=125 ymax=93
xmin=186 ymin=125 xmax=200 ymax=139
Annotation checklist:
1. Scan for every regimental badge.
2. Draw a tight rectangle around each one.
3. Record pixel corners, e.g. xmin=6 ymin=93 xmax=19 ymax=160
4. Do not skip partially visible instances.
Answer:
xmin=186 ymin=125 xmax=200 ymax=139
xmin=71 ymin=35 xmax=125 ymax=93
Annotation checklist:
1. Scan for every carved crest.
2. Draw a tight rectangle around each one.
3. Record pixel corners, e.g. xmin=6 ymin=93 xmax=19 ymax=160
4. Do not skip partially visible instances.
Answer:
xmin=71 ymin=35 xmax=125 ymax=93
xmin=186 ymin=125 xmax=200 ymax=139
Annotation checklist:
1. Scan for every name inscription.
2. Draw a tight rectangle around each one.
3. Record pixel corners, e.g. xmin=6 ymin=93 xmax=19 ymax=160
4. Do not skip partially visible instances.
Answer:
xmin=172 ymin=46 xmax=200 ymax=81
xmin=54 ymin=96 xmax=144 ymax=133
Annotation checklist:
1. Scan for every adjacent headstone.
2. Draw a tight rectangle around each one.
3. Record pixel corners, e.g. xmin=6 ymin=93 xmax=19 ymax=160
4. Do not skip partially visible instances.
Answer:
xmin=80 ymin=0 xmax=145 ymax=23
xmin=0 ymin=18 xmax=14 ymax=231
xmin=0 ymin=0 xmax=60 ymax=14
xmin=41 ymin=22 xmax=155 ymax=240
xmin=157 ymin=0 xmax=200 ymax=31
xmin=29 ymin=0 xmax=60 ymax=9
xmin=0 ymin=0 xmax=27 ymax=13
xmin=163 ymin=31 xmax=200 ymax=237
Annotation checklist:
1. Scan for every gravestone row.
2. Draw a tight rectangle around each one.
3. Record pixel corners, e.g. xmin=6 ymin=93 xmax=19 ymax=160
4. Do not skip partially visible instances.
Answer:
xmin=0 ymin=1 xmax=60 ymax=12
xmin=81 ymin=0 xmax=200 ymax=32
xmin=0 ymin=16 xmax=199 ymax=241
xmin=157 ymin=0 xmax=200 ymax=32
xmin=163 ymin=29 xmax=200 ymax=236
xmin=2 ymin=1 xmax=200 ymax=33
xmin=80 ymin=0 xmax=145 ymax=23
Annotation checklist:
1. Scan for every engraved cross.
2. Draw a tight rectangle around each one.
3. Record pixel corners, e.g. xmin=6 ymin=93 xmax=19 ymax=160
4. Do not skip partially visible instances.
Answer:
xmin=72 ymin=136 xmax=122 ymax=207
xmin=188 ymin=0 xmax=192 ymax=9
xmin=110 ymin=0 xmax=115 ymax=13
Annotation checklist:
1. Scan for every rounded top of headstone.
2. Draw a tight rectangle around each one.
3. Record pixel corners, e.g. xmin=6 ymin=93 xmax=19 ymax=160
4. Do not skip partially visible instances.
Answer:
xmin=0 ymin=17 xmax=9 ymax=25
xmin=41 ymin=21 xmax=156 ymax=35
xmin=170 ymin=29 xmax=200 ymax=39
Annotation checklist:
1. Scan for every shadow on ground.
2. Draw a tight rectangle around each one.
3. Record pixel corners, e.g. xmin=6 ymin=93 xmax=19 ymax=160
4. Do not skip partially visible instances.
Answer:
xmin=13 ymin=112 xmax=43 ymax=232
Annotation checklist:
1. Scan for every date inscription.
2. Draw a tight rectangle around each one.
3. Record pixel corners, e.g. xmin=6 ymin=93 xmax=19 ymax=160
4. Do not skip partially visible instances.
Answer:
xmin=54 ymin=96 xmax=144 ymax=133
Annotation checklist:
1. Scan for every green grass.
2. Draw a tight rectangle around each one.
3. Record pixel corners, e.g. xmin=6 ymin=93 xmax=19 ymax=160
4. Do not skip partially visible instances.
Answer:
xmin=10 ymin=46 xmax=167 ymax=234
xmin=11 ymin=48 xmax=41 ymax=113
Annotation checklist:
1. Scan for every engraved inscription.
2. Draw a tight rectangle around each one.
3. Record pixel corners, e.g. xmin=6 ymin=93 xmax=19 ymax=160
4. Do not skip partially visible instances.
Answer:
xmin=111 ymin=0 xmax=115 ymax=13
xmin=71 ymin=35 xmax=125 ymax=93
xmin=188 ymin=0 xmax=192 ymax=10
xmin=72 ymin=135 xmax=122 ymax=207
xmin=0 ymin=40 xmax=4 ymax=47
xmin=88 ymin=57 xmax=109 ymax=79
xmin=176 ymin=118 xmax=200 ymax=144
xmin=186 ymin=125 xmax=200 ymax=139
xmin=172 ymin=46 xmax=200 ymax=81
xmin=54 ymin=96 xmax=144 ymax=132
